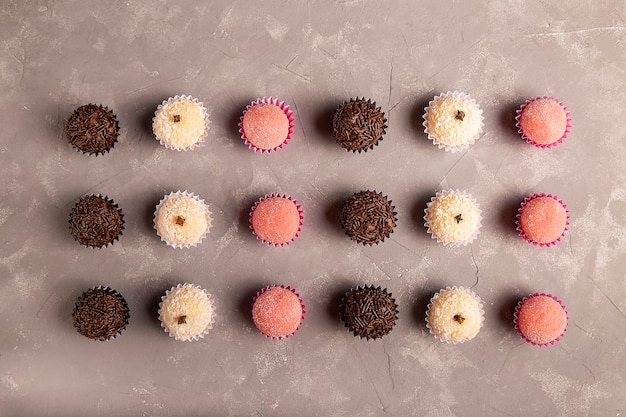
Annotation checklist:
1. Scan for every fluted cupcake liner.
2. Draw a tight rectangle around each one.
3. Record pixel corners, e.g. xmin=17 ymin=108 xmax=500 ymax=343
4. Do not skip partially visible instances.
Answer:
xmin=69 ymin=194 xmax=125 ymax=249
xmin=425 ymin=286 xmax=485 ymax=345
xmin=252 ymin=285 xmax=306 ymax=340
xmin=513 ymin=293 xmax=568 ymax=347
xmin=153 ymin=95 xmax=210 ymax=151
xmin=423 ymin=189 xmax=482 ymax=247
xmin=422 ymin=91 xmax=484 ymax=153
xmin=249 ymin=193 xmax=303 ymax=247
xmin=158 ymin=283 xmax=216 ymax=342
xmin=515 ymin=96 xmax=571 ymax=149
xmin=515 ymin=193 xmax=569 ymax=247
xmin=72 ymin=285 xmax=130 ymax=341
xmin=339 ymin=285 xmax=398 ymax=340
xmin=66 ymin=104 xmax=120 ymax=156
xmin=153 ymin=190 xmax=213 ymax=249
xmin=238 ymin=97 xmax=295 ymax=153
xmin=331 ymin=97 xmax=387 ymax=153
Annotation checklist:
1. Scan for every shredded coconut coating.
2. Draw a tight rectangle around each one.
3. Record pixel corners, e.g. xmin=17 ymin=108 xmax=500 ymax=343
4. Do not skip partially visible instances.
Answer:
xmin=153 ymin=98 xmax=206 ymax=149
xmin=426 ymin=192 xmax=480 ymax=244
xmin=426 ymin=95 xmax=482 ymax=147
xmin=427 ymin=289 xmax=482 ymax=342
xmin=156 ymin=195 xmax=210 ymax=246
xmin=159 ymin=285 xmax=214 ymax=341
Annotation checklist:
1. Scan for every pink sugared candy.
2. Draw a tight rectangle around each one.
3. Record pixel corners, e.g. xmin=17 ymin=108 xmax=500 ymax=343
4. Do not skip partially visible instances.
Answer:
xmin=517 ymin=194 xmax=568 ymax=246
xmin=514 ymin=293 xmax=567 ymax=346
xmin=250 ymin=194 xmax=302 ymax=246
xmin=516 ymin=97 xmax=569 ymax=148
xmin=252 ymin=285 xmax=305 ymax=339
xmin=240 ymin=98 xmax=293 ymax=152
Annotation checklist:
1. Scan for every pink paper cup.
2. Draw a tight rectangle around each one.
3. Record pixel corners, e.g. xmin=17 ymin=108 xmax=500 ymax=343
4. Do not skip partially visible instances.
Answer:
xmin=249 ymin=193 xmax=303 ymax=247
xmin=238 ymin=97 xmax=295 ymax=153
xmin=516 ymin=193 xmax=569 ymax=247
xmin=515 ymin=96 xmax=571 ymax=149
xmin=514 ymin=293 xmax=568 ymax=346
xmin=251 ymin=285 xmax=306 ymax=340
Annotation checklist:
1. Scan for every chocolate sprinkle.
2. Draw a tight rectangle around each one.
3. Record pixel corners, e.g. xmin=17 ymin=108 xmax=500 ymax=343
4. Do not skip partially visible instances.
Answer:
xmin=69 ymin=195 xmax=124 ymax=248
xmin=331 ymin=98 xmax=387 ymax=152
xmin=340 ymin=190 xmax=397 ymax=245
xmin=72 ymin=287 xmax=129 ymax=341
xmin=65 ymin=104 xmax=119 ymax=155
xmin=455 ymin=110 xmax=465 ymax=121
xmin=455 ymin=214 xmax=463 ymax=223
xmin=341 ymin=285 xmax=398 ymax=340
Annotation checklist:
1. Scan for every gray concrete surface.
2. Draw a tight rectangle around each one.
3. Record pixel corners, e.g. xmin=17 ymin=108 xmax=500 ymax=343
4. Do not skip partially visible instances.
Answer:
xmin=1 ymin=1 xmax=625 ymax=416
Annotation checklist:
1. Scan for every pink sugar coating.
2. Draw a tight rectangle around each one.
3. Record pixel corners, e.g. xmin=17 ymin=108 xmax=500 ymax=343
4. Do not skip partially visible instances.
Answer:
xmin=252 ymin=287 xmax=303 ymax=339
xmin=242 ymin=103 xmax=289 ymax=150
xmin=251 ymin=196 xmax=301 ymax=245
xmin=518 ymin=98 xmax=567 ymax=145
xmin=519 ymin=196 xmax=567 ymax=245
xmin=516 ymin=294 xmax=567 ymax=345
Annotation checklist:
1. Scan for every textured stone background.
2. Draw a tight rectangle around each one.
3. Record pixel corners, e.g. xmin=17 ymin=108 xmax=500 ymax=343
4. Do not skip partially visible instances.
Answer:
xmin=1 ymin=1 xmax=625 ymax=416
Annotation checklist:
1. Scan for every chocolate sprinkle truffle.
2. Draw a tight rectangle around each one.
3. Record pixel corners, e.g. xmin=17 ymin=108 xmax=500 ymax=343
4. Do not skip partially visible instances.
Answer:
xmin=340 ymin=190 xmax=397 ymax=245
xmin=340 ymin=285 xmax=398 ymax=340
xmin=69 ymin=194 xmax=124 ymax=248
xmin=331 ymin=98 xmax=387 ymax=152
xmin=66 ymin=104 xmax=119 ymax=155
xmin=72 ymin=286 xmax=129 ymax=341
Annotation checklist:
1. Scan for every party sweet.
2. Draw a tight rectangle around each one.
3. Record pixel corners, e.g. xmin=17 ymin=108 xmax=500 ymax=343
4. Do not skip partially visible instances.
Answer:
xmin=66 ymin=104 xmax=119 ymax=156
xmin=424 ymin=189 xmax=481 ymax=247
xmin=152 ymin=95 xmax=209 ymax=151
xmin=154 ymin=191 xmax=212 ymax=248
xmin=423 ymin=91 xmax=483 ymax=152
xmin=72 ymin=286 xmax=129 ymax=341
xmin=516 ymin=193 xmax=568 ymax=247
xmin=514 ymin=293 xmax=567 ymax=346
xmin=249 ymin=194 xmax=303 ymax=247
xmin=516 ymin=96 xmax=570 ymax=148
xmin=340 ymin=190 xmax=397 ymax=245
xmin=69 ymin=194 xmax=124 ymax=249
xmin=340 ymin=285 xmax=398 ymax=340
xmin=426 ymin=286 xmax=484 ymax=344
xmin=331 ymin=98 xmax=387 ymax=152
xmin=239 ymin=97 xmax=294 ymax=153
xmin=158 ymin=283 xmax=215 ymax=342
xmin=251 ymin=285 xmax=305 ymax=340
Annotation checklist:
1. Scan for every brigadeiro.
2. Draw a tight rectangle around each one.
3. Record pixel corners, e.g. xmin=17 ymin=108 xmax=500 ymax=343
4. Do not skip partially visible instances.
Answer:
xmin=331 ymin=98 xmax=387 ymax=153
xmin=340 ymin=285 xmax=398 ymax=340
xmin=69 ymin=194 xmax=124 ymax=249
xmin=340 ymin=190 xmax=397 ymax=245
xmin=66 ymin=104 xmax=119 ymax=156
xmin=72 ymin=286 xmax=129 ymax=341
